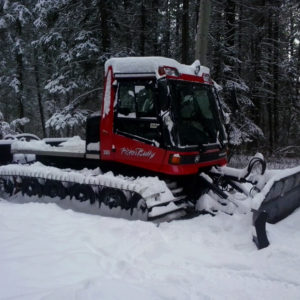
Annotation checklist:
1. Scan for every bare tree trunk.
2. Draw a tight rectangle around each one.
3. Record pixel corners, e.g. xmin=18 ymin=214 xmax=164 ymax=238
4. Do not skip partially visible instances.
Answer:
xmin=175 ymin=0 xmax=181 ymax=59
xmin=251 ymin=0 xmax=267 ymax=140
xmin=224 ymin=0 xmax=235 ymax=49
xmin=237 ymin=1 xmax=243 ymax=76
xmin=181 ymin=0 xmax=189 ymax=63
xmin=140 ymin=1 xmax=146 ymax=55
xmin=195 ymin=0 xmax=211 ymax=65
xmin=123 ymin=0 xmax=132 ymax=50
xmin=33 ymin=48 xmax=46 ymax=138
xmin=272 ymin=4 xmax=280 ymax=148
xmin=164 ymin=0 xmax=171 ymax=57
xmin=99 ymin=0 xmax=110 ymax=52
xmin=152 ymin=0 xmax=159 ymax=55
xmin=15 ymin=19 xmax=24 ymax=132
xmin=267 ymin=6 xmax=274 ymax=152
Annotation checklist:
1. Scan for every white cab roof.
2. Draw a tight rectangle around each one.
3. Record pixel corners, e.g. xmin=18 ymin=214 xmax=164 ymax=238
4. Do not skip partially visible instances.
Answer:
xmin=105 ymin=56 xmax=210 ymax=78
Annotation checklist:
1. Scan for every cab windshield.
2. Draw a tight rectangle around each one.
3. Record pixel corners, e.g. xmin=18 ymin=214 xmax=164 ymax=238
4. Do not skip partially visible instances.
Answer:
xmin=167 ymin=80 xmax=224 ymax=147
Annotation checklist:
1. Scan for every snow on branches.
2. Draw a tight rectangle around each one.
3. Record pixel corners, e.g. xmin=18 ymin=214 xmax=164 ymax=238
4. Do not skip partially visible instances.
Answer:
xmin=45 ymin=110 xmax=89 ymax=133
xmin=0 ymin=110 xmax=29 ymax=139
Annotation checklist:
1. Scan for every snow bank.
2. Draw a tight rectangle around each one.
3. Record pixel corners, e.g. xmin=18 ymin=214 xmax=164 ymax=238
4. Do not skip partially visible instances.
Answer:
xmin=0 ymin=199 xmax=299 ymax=300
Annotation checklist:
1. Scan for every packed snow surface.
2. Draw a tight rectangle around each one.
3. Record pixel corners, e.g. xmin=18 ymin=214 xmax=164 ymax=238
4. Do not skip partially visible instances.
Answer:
xmin=0 ymin=197 xmax=299 ymax=299
xmin=0 ymin=159 xmax=299 ymax=299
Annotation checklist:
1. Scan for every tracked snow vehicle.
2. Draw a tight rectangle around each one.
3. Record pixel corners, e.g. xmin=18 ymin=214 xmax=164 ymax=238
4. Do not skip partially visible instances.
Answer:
xmin=0 ymin=57 xmax=299 ymax=249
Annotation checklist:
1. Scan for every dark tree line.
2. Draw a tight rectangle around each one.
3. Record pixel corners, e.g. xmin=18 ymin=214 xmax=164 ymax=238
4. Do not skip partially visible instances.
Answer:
xmin=0 ymin=0 xmax=299 ymax=154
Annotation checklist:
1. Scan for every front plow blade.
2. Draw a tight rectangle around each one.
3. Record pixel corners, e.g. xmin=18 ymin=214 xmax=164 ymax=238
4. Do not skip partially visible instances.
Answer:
xmin=252 ymin=167 xmax=300 ymax=249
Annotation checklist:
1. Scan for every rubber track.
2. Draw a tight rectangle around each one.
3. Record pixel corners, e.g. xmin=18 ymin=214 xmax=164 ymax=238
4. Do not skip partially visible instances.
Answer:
xmin=0 ymin=164 xmax=186 ymax=221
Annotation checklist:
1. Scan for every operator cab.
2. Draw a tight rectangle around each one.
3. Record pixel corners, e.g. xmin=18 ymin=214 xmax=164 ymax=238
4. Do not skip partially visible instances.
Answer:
xmin=100 ymin=57 xmax=228 ymax=175
xmin=114 ymin=72 xmax=226 ymax=152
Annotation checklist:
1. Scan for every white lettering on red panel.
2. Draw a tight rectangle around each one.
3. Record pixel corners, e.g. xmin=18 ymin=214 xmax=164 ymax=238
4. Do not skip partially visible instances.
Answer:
xmin=121 ymin=147 xmax=156 ymax=159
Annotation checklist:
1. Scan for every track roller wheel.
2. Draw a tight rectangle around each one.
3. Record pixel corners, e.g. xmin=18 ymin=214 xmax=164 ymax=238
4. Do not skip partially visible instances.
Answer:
xmin=99 ymin=188 xmax=127 ymax=209
xmin=44 ymin=180 xmax=67 ymax=199
xmin=136 ymin=198 xmax=147 ymax=213
xmin=127 ymin=193 xmax=147 ymax=215
xmin=71 ymin=184 xmax=96 ymax=203
xmin=21 ymin=178 xmax=42 ymax=197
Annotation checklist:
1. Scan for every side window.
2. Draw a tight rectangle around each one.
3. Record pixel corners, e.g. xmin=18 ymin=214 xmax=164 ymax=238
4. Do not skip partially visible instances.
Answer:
xmin=135 ymin=85 xmax=155 ymax=117
xmin=118 ymin=83 xmax=136 ymax=117
xmin=116 ymin=81 xmax=160 ymax=144
xmin=158 ymin=80 xmax=170 ymax=112
xmin=117 ymin=82 xmax=155 ymax=118
xmin=194 ymin=89 xmax=213 ymax=119
xmin=180 ymin=94 xmax=194 ymax=119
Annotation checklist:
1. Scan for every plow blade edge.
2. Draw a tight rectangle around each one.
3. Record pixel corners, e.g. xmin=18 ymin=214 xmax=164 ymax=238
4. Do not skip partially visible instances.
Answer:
xmin=252 ymin=168 xmax=300 ymax=249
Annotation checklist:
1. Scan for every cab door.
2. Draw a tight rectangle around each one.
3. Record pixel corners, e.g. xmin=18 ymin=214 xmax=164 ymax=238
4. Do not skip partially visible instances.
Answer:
xmin=113 ymin=79 xmax=166 ymax=171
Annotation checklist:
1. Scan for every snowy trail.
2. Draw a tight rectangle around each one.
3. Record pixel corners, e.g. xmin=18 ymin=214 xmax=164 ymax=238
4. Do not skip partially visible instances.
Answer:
xmin=0 ymin=199 xmax=300 ymax=300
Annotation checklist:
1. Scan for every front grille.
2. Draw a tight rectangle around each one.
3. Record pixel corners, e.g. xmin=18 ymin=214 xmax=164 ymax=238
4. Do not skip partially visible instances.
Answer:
xmin=180 ymin=151 xmax=226 ymax=165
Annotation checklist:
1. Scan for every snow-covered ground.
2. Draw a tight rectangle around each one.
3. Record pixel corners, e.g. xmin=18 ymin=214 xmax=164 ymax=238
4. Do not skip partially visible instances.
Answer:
xmin=0 ymin=197 xmax=299 ymax=300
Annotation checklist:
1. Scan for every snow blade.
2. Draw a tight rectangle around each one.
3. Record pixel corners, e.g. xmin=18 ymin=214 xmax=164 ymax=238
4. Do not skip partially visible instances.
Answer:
xmin=252 ymin=211 xmax=269 ymax=249
xmin=252 ymin=170 xmax=300 ymax=249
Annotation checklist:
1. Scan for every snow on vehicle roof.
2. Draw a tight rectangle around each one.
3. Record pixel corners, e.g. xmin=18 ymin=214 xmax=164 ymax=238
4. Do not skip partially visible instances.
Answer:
xmin=105 ymin=56 xmax=210 ymax=78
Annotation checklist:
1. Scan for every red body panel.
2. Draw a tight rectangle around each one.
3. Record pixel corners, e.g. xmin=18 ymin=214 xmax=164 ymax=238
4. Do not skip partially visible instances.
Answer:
xmin=104 ymin=132 xmax=226 ymax=175
xmin=100 ymin=66 xmax=115 ymax=158
xmin=166 ymin=73 xmax=212 ymax=85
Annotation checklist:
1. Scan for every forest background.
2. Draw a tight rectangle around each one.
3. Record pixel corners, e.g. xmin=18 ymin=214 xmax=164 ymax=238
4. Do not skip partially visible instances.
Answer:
xmin=0 ymin=0 xmax=299 ymax=156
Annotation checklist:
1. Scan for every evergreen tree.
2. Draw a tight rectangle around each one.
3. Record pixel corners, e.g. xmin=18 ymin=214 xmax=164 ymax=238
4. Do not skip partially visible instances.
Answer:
xmin=0 ymin=0 xmax=298 ymax=154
